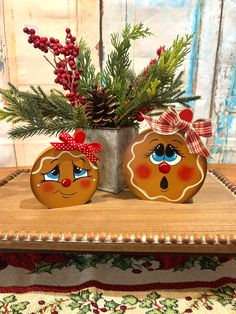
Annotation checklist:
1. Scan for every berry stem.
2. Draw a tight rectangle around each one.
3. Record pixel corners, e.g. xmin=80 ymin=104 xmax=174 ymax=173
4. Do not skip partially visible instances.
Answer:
xmin=70 ymin=71 xmax=75 ymax=93
xmin=43 ymin=55 xmax=56 ymax=69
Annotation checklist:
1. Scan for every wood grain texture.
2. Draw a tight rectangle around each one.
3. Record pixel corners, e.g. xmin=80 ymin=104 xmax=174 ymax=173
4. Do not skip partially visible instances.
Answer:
xmin=0 ymin=0 xmax=17 ymax=168
xmin=0 ymin=165 xmax=235 ymax=253
xmin=193 ymin=0 xmax=222 ymax=120
xmin=208 ymin=0 xmax=236 ymax=163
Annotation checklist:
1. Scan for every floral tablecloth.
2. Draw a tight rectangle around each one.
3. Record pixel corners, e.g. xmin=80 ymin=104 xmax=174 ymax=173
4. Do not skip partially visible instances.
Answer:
xmin=0 ymin=253 xmax=236 ymax=313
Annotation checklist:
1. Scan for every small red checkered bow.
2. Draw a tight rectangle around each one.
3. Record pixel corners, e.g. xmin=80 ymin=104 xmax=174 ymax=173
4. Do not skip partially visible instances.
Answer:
xmin=51 ymin=130 xmax=101 ymax=163
xmin=142 ymin=107 xmax=212 ymax=157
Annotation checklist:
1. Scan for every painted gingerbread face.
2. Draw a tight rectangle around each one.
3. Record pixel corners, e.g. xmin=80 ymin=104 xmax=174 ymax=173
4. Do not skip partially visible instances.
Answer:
xmin=123 ymin=129 xmax=207 ymax=203
xmin=30 ymin=147 xmax=99 ymax=208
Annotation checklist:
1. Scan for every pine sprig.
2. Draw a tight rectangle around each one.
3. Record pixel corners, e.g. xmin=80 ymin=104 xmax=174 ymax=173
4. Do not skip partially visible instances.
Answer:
xmin=0 ymin=84 xmax=89 ymax=138
xmin=115 ymin=34 xmax=199 ymax=126
xmin=8 ymin=119 xmax=86 ymax=139
xmin=122 ymin=23 xmax=152 ymax=40
xmin=103 ymin=23 xmax=152 ymax=99
xmin=76 ymin=38 xmax=100 ymax=95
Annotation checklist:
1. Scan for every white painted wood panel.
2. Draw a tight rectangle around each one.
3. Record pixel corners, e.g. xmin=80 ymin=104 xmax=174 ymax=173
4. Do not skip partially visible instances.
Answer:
xmin=192 ymin=1 xmax=222 ymax=120
xmin=208 ymin=0 xmax=236 ymax=163
xmin=0 ymin=0 xmax=16 ymax=167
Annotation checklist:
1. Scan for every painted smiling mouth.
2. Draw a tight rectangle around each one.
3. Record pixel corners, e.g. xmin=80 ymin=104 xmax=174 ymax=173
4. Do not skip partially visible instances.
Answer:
xmin=53 ymin=191 xmax=77 ymax=198
xmin=160 ymin=176 xmax=168 ymax=191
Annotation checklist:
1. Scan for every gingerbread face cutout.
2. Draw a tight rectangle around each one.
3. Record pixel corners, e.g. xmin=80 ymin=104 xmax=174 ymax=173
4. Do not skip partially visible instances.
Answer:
xmin=30 ymin=130 xmax=101 ymax=208
xmin=123 ymin=129 xmax=207 ymax=203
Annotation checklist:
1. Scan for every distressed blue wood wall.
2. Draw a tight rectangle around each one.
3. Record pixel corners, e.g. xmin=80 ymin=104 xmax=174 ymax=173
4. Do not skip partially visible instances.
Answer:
xmin=102 ymin=0 xmax=236 ymax=163
xmin=0 ymin=0 xmax=235 ymax=165
xmin=206 ymin=0 xmax=236 ymax=163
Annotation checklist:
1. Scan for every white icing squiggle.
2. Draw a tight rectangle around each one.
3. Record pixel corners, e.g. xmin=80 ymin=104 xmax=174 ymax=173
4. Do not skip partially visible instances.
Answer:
xmin=32 ymin=151 xmax=98 ymax=174
xmin=127 ymin=131 xmax=204 ymax=202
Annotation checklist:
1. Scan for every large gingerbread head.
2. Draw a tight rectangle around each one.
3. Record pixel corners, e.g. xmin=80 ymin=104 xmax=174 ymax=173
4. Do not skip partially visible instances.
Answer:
xmin=123 ymin=108 xmax=212 ymax=203
xmin=30 ymin=130 xmax=101 ymax=208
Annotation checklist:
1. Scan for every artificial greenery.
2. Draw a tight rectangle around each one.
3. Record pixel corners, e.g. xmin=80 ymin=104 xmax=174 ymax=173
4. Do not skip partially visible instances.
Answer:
xmin=103 ymin=23 xmax=151 ymax=100
xmin=0 ymin=23 xmax=200 ymax=139
xmin=0 ymin=84 xmax=88 ymax=139
xmin=115 ymin=34 xmax=199 ymax=126
xmin=76 ymin=38 xmax=100 ymax=96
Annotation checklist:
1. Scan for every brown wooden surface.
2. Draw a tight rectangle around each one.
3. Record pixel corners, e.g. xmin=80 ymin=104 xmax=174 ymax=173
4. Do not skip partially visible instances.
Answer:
xmin=0 ymin=165 xmax=235 ymax=254
xmin=208 ymin=164 xmax=236 ymax=185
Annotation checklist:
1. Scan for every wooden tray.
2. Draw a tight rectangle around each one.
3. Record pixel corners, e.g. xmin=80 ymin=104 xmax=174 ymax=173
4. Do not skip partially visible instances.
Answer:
xmin=0 ymin=169 xmax=235 ymax=254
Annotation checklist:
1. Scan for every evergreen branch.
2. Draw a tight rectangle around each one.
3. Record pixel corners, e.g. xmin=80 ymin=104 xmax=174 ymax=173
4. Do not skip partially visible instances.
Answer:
xmin=0 ymin=84 xmax=75 ymax=121
xmin=114 ymin=34 xmax=197 ymax=126
xmin=76 ymin=38 xmax=100 ymax=95
xmin=115 ymin=94 xmax=200 ymax=127
xmin=103 ymin=23 xmax=151 ymax=100
xmin=51 ymin=89 xmax=65 ymax=97
xmin=0 ymin=84 xmax=89 ymax=139
xmin=122 ymin=23 xmax=152 ymax=40
xmin=8 ymin=119 xmax=88 ymax=139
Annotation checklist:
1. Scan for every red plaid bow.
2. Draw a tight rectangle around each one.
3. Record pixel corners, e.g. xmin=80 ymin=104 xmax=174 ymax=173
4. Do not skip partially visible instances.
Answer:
xmin=142 ymin=107 xmax=212 ymax=157
xmin=51 ymin=130 xmax=101 ymax=163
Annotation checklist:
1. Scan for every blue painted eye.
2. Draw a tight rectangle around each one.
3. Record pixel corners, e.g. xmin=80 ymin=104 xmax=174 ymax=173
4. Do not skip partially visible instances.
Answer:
xmin=73 ymin=165 xmax=88 ymax=179
xmin=44 ymin=165 xmax=60 ymax=181
xmin=150 ymin=143 xmax=165 ymax=164
xmin=164 ymin=144 xmax=182 ymax=165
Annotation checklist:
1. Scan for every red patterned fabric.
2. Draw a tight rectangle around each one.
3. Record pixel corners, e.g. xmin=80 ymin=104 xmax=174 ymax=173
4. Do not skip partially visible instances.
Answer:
xmin=142 ymin=107 xmax=212 ymax=157
xmin=51 ymin=130 xmax=101 ymax=163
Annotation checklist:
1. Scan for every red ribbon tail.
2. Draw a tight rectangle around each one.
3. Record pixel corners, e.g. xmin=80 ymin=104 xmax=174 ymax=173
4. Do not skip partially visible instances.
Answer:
xmin=187 ymin=132 xmax=211 ymax=158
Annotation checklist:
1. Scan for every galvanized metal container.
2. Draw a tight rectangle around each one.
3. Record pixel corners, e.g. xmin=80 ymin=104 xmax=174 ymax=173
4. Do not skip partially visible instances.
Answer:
xmin=86 ymin=127 xmax=137 ymax=193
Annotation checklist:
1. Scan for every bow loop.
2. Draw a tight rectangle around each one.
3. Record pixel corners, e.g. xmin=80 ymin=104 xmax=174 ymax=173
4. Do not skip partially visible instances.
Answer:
xmin=192 ymin=120 xmax=212 ymax=137
xmin=51 ymin=130 xmax=101 ymax=163
xmin=142 ymin=107 xmax=212 ymax=157
xmin=175 ymin=119 xmax=192 ymax=133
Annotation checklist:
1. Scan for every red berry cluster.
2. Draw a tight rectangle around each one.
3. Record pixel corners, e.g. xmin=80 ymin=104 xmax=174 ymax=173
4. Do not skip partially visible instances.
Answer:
xmin=143 ymin=45 xmax=165 ymax=75
xmin=23 ymin=27 xmax=85 ymax=106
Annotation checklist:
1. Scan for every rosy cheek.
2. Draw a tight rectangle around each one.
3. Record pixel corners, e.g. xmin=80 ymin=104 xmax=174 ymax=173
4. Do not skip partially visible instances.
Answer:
xmin=80 ymin=179 xmax=91 ymax=189
xmin=177 ymin=166 xmax=195 ymax=181
xmin=42 ymin=182 xmax=55 ymax=193
xmin=135 ymin=163 xmax=151 ymax=179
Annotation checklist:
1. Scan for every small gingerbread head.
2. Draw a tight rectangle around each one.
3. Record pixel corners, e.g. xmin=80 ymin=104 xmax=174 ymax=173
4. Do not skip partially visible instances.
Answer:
xmin=123 ymin=108 xmax=212 ymax=203
xmin=30 ymin=130 xmax=101 ymax=208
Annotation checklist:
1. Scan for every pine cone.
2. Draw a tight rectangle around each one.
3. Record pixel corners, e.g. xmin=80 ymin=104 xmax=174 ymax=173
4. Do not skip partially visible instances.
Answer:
xmin=84 ymin=86 xmax=118 ymax=127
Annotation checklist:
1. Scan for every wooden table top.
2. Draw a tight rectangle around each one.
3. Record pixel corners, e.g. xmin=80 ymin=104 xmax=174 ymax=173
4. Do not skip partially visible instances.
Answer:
xmin=0 ymin=165 xmax=235 ymax=254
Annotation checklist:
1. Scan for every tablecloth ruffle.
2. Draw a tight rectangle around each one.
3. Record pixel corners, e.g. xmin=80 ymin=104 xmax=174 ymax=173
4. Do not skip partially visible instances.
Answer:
xmin=0 ymin=253 xmax=236 ymax=313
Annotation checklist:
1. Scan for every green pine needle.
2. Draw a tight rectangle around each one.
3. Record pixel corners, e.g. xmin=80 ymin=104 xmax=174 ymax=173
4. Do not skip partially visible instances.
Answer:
xmin=0 ymin=84 xmax=89 ymax=139
xmin=76 ymin=38 xmax=100 ymax=95
xmin=103 ymin=23 xmax=152 ymax=100
xmin=115 ymin=34 xmax=198 ymax=126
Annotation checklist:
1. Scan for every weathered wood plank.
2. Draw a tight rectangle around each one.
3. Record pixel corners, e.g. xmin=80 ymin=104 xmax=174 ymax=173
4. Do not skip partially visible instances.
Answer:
xmin=208 ymin=0 xmax=236 ymax=163
xmin=0 ymin=0 xmax=16 ymax=167
xmin=132 ymin=0 xmax=198 ymax=77
xmin=193 ymin=0 xmax=222 ymax=120
xmin=76 ymin=0 xmax=100 ymax=71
